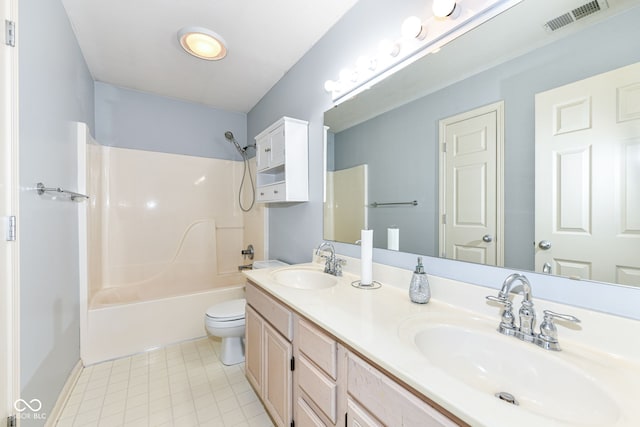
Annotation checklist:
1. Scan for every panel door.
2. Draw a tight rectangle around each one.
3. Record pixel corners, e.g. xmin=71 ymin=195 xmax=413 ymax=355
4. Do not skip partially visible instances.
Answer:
xmin=270 ymin=124 xmax=286 ymax=167
xmin=245 ymin=305 xmax=264 ymax=393
xmin=0 ymin=0 xmax=18 ymax=421
xmin=439 ymin=102 xmax=503 ymax=266
xmin=263 ymin=322 xmax=293 ymax=427
xmin=256 ymin=134 xmax=270 ymax=171
xmin=535 ymin=62 xmax=640 ymax=285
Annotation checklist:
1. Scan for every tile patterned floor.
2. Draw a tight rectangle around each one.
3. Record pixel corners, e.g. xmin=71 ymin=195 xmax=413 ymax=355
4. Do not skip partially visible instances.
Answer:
xmin=55 ymin=338 xmax=274 ymax=427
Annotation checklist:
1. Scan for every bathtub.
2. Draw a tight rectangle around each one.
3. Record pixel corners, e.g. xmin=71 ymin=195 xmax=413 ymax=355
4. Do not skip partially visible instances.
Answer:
xmin=82 ymin=285 xmax=245 ymax=365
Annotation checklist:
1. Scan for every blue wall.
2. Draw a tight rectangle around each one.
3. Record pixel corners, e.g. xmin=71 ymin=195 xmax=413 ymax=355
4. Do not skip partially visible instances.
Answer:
xmin=95 ymin=82 xmax=247 ymax=161
xmin=19 ymin=0 xmax=95 ymax=423
xmin=249 ymin=1 xmax=640 ymax=319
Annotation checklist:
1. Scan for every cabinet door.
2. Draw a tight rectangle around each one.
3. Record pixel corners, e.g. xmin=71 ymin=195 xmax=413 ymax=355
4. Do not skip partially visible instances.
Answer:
xmin=269 ymin=124 xmax=286 ymax=167
xmin=347 ymin=398 xmax=383 ymax=427
xmin=256 ymin=134 xmax=270 ymax=171
xmin=245 ymin=305 xmax=263 ymax=393
xmin=264 ymin=322 xmax=293 ymax=427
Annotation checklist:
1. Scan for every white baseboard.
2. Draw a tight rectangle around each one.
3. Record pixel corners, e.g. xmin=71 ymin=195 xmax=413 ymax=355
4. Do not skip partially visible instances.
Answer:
xmin=45 ymin=360 xmax=84 ymax=427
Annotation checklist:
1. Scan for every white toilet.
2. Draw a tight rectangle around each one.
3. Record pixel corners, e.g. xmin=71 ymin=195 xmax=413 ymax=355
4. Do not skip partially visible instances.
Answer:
xmin=204 ymin=298 xmax=247 ymax=365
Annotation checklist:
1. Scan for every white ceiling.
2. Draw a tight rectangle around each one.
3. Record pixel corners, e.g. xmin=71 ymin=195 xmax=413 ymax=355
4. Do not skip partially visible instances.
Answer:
xmin=61 ymin=0 xmax=359 ymax=113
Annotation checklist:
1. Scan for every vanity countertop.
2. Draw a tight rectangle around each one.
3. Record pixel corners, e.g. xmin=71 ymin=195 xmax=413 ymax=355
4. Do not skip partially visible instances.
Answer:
xmin=244 ymin=257 xmax=640 ymax=427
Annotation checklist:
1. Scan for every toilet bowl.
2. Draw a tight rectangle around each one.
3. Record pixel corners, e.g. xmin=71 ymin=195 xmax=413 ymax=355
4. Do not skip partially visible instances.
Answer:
xmin=204 ymin=298 xmax=246 ymax=365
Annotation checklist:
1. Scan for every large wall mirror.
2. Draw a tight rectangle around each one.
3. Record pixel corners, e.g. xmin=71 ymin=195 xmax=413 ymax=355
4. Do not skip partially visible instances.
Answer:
xmin=324 ymin=0 xmax=640 ymax=288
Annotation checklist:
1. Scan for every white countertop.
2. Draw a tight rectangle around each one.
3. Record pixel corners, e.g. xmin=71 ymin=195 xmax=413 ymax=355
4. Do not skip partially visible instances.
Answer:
xmin=244 ymin=256 xmax=640 ymax=427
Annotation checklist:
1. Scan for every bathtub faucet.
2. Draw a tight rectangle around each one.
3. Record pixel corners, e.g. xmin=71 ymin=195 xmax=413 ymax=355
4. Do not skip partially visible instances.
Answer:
xmin=238 ymin=263 xmax=253 ymax=271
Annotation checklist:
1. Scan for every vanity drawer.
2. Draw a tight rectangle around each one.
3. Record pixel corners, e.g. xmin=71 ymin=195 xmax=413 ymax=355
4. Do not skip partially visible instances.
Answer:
xmin=298 ymin=355 xmax=337 ymax=423
xmin=347 ymin=353 xmax=457 ymax=427
xmin=298 ymin=319 xmax=337 ymax=380
xmin=296 ymin=397 xmax=327 ymax=427
xmin=246 ymin=282 xmax=293 ymax=341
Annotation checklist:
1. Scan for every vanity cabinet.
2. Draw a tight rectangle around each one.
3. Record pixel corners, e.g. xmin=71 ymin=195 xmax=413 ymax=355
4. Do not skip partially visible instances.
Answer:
xmin=245 ymin=283 xmax=294 ymax=427
xmin=246 ymin=280 xmax=461 ymax=427
xmin=254 ymin=116 xmax=309 ymax=202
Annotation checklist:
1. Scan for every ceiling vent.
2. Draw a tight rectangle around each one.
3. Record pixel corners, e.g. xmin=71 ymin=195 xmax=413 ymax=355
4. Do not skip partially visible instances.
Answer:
xmin=544 ymin=0 xmax=609 ymax=32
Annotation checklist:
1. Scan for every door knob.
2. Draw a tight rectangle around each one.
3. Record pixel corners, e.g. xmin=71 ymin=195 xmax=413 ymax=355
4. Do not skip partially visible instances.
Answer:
xmin=538 ymin=240 xmax=552 ymax=250
xmin=482 ymin=234 xmax=493 ymax=243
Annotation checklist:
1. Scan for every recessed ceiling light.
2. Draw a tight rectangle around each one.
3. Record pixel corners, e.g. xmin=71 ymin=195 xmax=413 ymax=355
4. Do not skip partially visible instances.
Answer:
xmin=177 ymin=26 xmax=227 ymax=61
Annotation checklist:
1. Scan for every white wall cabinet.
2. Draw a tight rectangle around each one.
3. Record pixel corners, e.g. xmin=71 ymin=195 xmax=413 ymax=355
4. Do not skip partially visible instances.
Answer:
xmin=254 ymin=117 xmax=309 ymax=202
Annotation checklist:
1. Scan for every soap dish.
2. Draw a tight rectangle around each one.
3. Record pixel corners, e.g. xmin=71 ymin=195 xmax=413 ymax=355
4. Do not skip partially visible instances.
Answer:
xmin=351 ymin=280 xmax=382 ymax=290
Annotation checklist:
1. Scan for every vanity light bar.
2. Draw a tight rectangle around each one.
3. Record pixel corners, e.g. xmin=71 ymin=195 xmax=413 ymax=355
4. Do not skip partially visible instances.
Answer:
xmin=325 ymin=0 xmax=523 ymax=105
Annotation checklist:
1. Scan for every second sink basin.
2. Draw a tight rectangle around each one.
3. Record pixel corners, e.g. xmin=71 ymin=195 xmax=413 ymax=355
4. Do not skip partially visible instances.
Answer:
xmin=400 ymin=319 xmax=622 ymax=426
xmin=270 ymin=267 xmax=338 ymax=290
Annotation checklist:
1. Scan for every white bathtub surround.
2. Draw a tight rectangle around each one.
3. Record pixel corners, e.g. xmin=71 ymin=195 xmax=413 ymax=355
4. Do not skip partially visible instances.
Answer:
xmin=244 ymin=256 xmax=640 ymax=427
xmin=77 ymin=122 xmax=267 ymax=365
xmin=84 ymin=143 xmax=266 ymax=307
xmin=55 ymin=338 xmax=274 ymax=427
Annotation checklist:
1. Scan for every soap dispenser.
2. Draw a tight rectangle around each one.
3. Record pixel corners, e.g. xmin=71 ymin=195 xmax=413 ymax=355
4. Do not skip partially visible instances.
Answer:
xmin=409 ymin=257 xmax=430 ymax=304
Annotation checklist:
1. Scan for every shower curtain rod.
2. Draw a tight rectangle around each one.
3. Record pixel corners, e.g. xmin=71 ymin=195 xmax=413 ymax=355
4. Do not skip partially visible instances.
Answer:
xmin=36 ymin=182 xmax=89 ymax=201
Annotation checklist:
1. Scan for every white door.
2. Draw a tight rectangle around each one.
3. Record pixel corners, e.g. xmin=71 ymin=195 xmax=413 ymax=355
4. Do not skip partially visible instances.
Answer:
xmin=0 ymin=0 xmax=19 ymax=422
xmin=325 ymin=164 xmax=368 ymax=244
xmin=535 ymin=62 xmax=640 ymax=285
xmin=439 ymin=101 xmax=504 ymax=266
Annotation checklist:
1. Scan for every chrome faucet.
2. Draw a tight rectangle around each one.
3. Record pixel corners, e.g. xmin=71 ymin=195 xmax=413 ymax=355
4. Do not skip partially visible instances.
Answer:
xmin=486 ymin=273 xmax=580 ymax=351
xmin=238 ymin=263 xmax=253 ymax=271
xmin=315 ymin=241 xmax=345 ymax=276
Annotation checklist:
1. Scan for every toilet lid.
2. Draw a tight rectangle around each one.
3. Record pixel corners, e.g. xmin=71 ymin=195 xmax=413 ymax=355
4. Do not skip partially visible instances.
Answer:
xmin=206 ymin=298 xmax=246 ymax=320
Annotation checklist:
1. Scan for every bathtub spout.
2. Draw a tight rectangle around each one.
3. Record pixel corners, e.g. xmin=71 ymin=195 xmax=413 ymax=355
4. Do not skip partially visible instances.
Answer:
xmin=238 ymin=263 xmax=253 ymax=271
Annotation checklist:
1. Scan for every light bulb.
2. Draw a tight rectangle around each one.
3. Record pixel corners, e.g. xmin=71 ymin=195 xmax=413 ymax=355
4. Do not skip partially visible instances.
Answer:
xmin=401 ymin=16 xmax=427 ymax=40
xmin=432 ymin=0 xmax=460 ymax=19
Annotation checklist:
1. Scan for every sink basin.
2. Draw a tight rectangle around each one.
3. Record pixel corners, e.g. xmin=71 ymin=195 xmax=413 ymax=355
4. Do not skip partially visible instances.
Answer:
xmin=403 ymin=322 xmax=620 ymax=426
xmin=271 ymin=268 xmax=338 ymax=290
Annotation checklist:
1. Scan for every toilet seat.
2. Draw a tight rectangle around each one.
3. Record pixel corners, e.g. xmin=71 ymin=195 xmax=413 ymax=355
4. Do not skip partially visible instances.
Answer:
xmin=205 ymin=298 xmax=246 ymax=321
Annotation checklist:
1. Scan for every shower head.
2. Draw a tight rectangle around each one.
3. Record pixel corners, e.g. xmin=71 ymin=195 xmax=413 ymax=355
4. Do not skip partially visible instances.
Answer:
xmin=224 ymin=130 xmax=256 ymax=154
xmin=224 ymin=130 xmax=245 ymax=154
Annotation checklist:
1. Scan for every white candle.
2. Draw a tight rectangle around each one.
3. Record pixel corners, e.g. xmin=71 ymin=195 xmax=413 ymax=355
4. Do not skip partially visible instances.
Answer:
xmin=387 ymin=226 xmax=399 ymax=251
xmin=361 ymin=229 xmax=373 ymax=285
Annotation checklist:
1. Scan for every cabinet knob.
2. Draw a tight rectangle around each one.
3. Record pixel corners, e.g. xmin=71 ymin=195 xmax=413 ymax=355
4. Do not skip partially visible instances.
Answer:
xmin=274 ymin=190 xmax=279 ymax=194
xmin=260 ymin=192 xmax=265 ymax=196
xmin=264 ymin=147 xmax=271 ymax=152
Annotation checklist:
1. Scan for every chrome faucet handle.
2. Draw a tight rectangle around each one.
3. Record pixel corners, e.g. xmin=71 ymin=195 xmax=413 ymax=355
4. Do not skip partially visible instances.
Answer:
xmin=486 ymin=295 xmax=516 ymax=333
xmin=334 ymin=258 xmax=346 ymax=276
xmin=537 ymin=310 xmax=581 ymax=351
